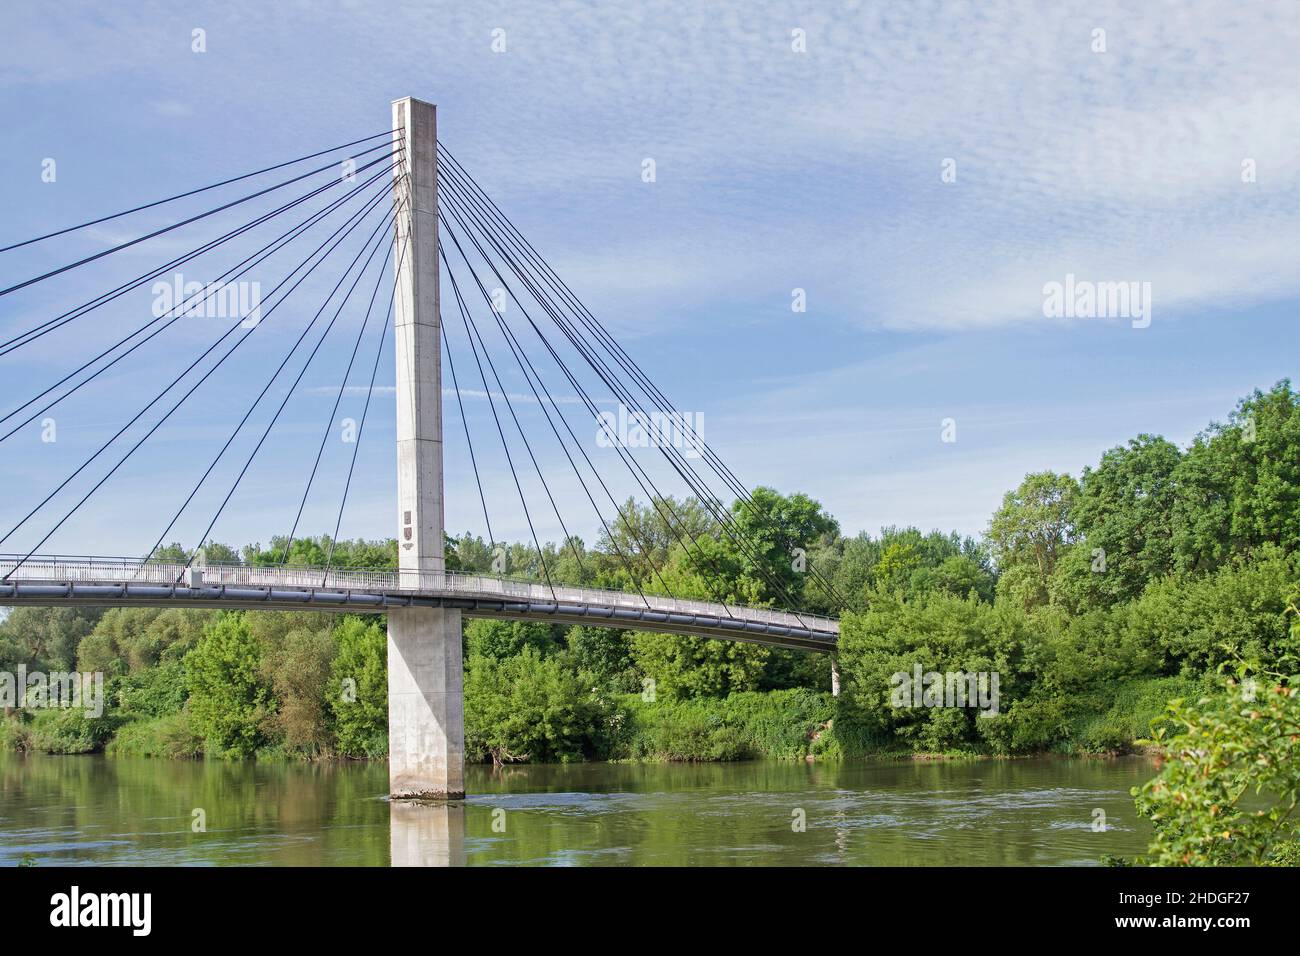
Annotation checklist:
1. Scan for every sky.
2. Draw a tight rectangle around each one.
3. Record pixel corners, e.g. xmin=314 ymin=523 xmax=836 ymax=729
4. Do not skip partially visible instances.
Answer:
xmin=0 ymin=0 xmax=1297 ymax=559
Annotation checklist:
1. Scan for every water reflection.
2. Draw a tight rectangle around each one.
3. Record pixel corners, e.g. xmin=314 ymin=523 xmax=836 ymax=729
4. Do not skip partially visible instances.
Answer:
xmin=390 ymin=801 xmax=466 ymax=867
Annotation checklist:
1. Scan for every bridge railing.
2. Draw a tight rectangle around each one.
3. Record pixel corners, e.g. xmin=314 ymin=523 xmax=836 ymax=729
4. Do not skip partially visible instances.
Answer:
xmin=0 ymin=554 xmax=839 ymax=634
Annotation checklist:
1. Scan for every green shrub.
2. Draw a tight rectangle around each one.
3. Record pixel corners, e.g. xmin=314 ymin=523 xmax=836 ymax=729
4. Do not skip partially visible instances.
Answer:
xmin=107 ymin=712 xmax=203 ymax=758
xmin=464 ymin=647 xmax=613 ymax=764
xmin=21 ymin=708 xmax=118 ymax=754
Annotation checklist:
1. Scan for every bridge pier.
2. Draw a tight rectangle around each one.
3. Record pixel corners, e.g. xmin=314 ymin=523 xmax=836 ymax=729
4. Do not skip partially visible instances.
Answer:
xmin=387 ymin=606 xmax=463 ymax=799
xmin=830 ymin=651 xmax=841 ymax=697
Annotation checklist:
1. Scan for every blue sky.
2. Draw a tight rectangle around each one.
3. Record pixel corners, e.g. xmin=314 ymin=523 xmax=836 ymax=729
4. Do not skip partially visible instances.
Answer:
xmin=0 ymin=1 xmax=1296 ymax=558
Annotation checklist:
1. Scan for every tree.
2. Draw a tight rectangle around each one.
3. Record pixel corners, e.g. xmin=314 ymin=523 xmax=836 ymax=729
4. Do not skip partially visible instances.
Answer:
xmin=593 ymin=495 xmax=716 ymax=589
xmin=184 ymin=614 xmax=272 ymax=758
xmin=252 ymin=612 xmax=337 ymax=755
xmin=329 ymin=616 xmax=388 ymax=757
xmin=463 ymin=619 xmax=559 ymax=659
xmin=0 ymin=607 xmax=101 ymax=672
xmin=566 ymin=625 xmax=640 ymax=693
xmin=725 ymin=486 xmax=840 ymax=607
xmin=1172 ymin=381 xmax=1300 ymax=573
xmin=630 ymin=631 xmax=768 ymax=700
xmin=1053 ymin=435 xmax=1181 ymax=609
xmin=987 ymin=471 xmax=1079 ymax=610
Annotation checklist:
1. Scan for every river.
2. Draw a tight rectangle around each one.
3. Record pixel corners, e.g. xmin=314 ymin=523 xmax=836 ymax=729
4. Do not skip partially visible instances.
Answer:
xmin=0 ymin=753 xmax=1155 ymax=865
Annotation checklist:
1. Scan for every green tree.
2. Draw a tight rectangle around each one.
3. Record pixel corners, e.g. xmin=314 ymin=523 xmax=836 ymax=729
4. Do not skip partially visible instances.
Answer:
xmin=252 ymin=613 xmax=337 ymax=755
xmin=1053 ymin=435 xmax=1181 ymax=609
xmin=0 ymin=607 xmax=101 ymax=671
xmin=988 ymin=471 xmax=1079 ymax=610
xmin=463 ymin=619 xmax=559 ymax=659
xmin=329 ymin=616 xmax=388 ymax=757
xmin=183 ymin=614 xmax=272 ymax=758
xmin=725 ymin=486 xmax=839 ymax=607
xmin=1172 ymin=381 xmax=1300 ymax=573
xmin=566 ymin=625 xmax=640 ymax=693
xmin=630 ymin=631 xmax=769 ymax=700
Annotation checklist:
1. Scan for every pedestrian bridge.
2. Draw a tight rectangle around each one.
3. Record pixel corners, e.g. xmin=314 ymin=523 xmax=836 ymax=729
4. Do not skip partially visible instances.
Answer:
xmin=0 ymin=555 xmax=839 ymax=651
xmin=0 ymin=96 xmax=847 ymax=796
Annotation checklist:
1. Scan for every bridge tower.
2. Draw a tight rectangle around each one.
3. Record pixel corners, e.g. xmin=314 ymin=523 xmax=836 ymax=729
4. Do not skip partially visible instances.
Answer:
xmin=386 ymin=97 xmax=464 ymax=799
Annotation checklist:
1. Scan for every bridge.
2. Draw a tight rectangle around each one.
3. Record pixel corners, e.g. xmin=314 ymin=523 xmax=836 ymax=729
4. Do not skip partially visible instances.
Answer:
xmin=0 ymin=555 xmax=838 ymax=649
xmin=0 ymin=96 xmax=843 ymax=799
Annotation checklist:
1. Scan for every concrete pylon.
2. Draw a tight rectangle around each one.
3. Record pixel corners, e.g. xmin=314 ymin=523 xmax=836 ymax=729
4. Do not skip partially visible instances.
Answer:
xmin=387 ymin=96 xmax=464 ymax=800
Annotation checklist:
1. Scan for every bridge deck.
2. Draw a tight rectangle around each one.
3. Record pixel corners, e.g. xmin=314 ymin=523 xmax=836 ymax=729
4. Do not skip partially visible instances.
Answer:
xmin=0 ymin=556 xmax=839 ymax=651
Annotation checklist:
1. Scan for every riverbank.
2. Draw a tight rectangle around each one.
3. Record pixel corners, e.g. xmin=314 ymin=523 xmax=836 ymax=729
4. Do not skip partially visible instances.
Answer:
xmin=1 ymin=672 xmax=1198 ymax=764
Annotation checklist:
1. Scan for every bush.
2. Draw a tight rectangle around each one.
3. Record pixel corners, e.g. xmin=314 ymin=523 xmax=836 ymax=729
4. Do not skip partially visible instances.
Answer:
xmin=107 ymin=712 xmax=204 ymax=758
xmin=619 ymin=689 xmax=836 ymax=762
xmin=20 ymin=707 xmax=118 ymax=754
xmin=464 ymin=647 xmax=613 ymax=764
xmin=1133 ymin=677 xmax=1300 ymax=865
xmin=114 ymin=660 xmax=188 ymax=720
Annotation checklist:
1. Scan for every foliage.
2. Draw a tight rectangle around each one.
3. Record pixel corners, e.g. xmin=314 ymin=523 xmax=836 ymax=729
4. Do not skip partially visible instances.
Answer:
xmin=107 ymin=712 xmax=204 ymax=758
xmin=987 ymin=471 xmax=1078 ymax=610
xmin=565 ymin=625 xmax=640 ymax=693
xmin=630 ymin=631 xmax=769 ymax=700
xmin=1133 ymin=677 xmax=1300 ymax=866
xmin=1170 ymin=381 xmax=1300 ymax=574
xmin=1052 ymin=435 xmax=1182 ymax=610
xmin=183 ymin=614 xmax=273 ymax=758
xmin=10 ymin=707 xmax=118 ymax=754
xmin=620 ymin=688 xmax=836 ymax=761
xmin=463 ymin=618 xmax=559 ymax=660
xmin=0 ymin=606 xmax=101 ymax=672
xmin=252 ymin=613 xmax=337 ymax=756
xmin=464 ymin=647 xmax=614 ymax=765
xmin=329 ymin=617 xmax=389 ymax=758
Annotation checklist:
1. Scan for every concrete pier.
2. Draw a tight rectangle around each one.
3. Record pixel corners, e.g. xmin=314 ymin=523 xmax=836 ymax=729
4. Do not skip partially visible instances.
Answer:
xmin=387 ymin=96 xmax=464 ymax=799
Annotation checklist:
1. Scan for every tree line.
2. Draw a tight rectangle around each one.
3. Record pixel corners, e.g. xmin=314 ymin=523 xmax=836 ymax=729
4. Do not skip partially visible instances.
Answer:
xmin=1 ymin=381 xmax=1297 ymax=782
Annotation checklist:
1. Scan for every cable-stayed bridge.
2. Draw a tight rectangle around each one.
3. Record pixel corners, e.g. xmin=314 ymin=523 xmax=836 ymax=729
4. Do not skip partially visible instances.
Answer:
xmin=0 ymin=97 xmax=842 ymax=797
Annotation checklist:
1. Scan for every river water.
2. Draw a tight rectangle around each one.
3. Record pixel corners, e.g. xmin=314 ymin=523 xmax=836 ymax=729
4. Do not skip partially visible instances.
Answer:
xmin=0 ymin=753 xmax=1155 ymax=866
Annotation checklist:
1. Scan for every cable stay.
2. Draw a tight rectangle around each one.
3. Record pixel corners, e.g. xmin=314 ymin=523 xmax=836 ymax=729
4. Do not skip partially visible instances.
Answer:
xmin=440 ymin=195 xmax=737 ymax=611
xmin=439 ymin=188 xmax=812 ymax=619
xmin=1 ymin=179 xmax=397 ymax=579
xmin=177 ymin=205 xmax=400 ymax=576
xmin=439 ymin=235 xmax=655 ymax=609
xmin=323 ymin=238 xmax=404 ymax=582
xmin=0 ymin=162 xmax=398 ymax=445
xmin=0 ymin=138 xmax=397 ymax=299
xmin=0 ymin=144 xmax=403 ymax=358
xmin=0 ymin=129 xmax=395 ymax=254
xmin=440 ymin=242 xmax=558 ymax=599
xmin=277 ymin=209 xmax=406 ymax=565
xmin=437 ymin=148 xmax=846 ymax=614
